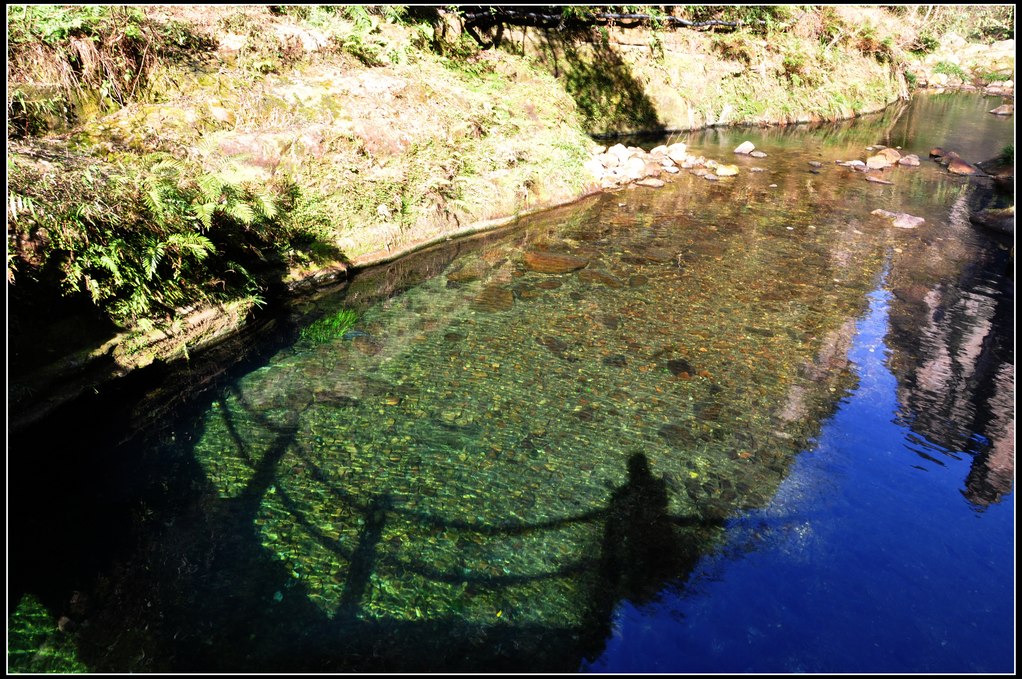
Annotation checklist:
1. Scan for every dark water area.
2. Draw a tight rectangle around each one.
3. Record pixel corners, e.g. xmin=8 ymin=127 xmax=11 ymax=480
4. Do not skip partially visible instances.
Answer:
xmin=7 ymin=92 xmax=1014 ymax=672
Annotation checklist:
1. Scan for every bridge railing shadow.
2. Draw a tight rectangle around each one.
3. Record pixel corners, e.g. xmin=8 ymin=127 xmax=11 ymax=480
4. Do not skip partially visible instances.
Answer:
xmin=192 ymin=383 xmax=727 ymax=669
xmin=9 ymin=365 xmax=726 ymax=673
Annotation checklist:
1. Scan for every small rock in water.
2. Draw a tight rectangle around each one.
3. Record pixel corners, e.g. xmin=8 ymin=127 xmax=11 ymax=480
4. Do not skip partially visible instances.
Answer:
xmin=865 ymin=174 xmax=894 ymax=185
xmin=536 ymin=335 xmax=576 ymax=361
xmin=666 ymin=142 xmax=688 ymax=162
xmin=989 ymin=104 xmax=1013 ymax=115
xmin=523 ymin=250 xmax=589 ymax=274
xmin=734 ymin=140 xmax=756 ymax=154
xmin=947 ymin=158 xmax=978 ymax=175
xmin=353 ymin=336 xmax=383 ymax=355
xmin=871 ymin=209 xmax=925 ymax=229
xmin=877 ymin=147 xmax=902 ymax=163
xmin=808 ymin=161 xmax=823 ymax=167
xmin=866 ymin=154 xmax=889 ymax=170
xmin=578 ymin=269 xmax=624 ymax=287
xmin=446 ymin=259 xmax=491 ymax=283
xmin=635 ymin=177 xmax=666 ymax=188
xmin=658 ymin=423 xmax=689 ymax=446
xmin=512 ymin=284 xmax=541 ymax=300
xmin=750 ymin=150 xmax=768 ymax=158
xmin=937 ymin=151 xmax=961 ymax=166
xmin=898 ymin=154 xmax=921 ymax=166
xmin=628 ymin=274 xmax=649 ymax=287
xmin=666 ymin=358 xmax=695 ymax=377
xmin=472 ymin=285 xmax=515 ymax=312
xmin=631 ymin=246 xmax=674 ymax=263
xmin=891 ymin=214 xmax=925 ymax=228
xmin=694 ymin=401 xmax=723 ymax=421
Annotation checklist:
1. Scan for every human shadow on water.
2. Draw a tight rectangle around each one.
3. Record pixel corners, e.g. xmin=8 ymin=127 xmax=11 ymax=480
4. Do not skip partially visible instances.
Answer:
xmin=8 ymin=373 xmax=726 ymax=672
xmin=579 ymin=453 xmax=721 ymax=664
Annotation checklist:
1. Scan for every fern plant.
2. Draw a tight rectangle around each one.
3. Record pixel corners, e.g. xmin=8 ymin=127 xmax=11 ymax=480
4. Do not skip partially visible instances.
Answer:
xmin=8 ymin=150 xmax=293 ymax=325
xmin=140 ymin=155 xmax=280 ymax=233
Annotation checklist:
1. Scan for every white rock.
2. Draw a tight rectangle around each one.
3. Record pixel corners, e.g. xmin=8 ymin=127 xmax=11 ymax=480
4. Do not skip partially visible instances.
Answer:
xmin=734 ymin=140 xmax=756 ymax=154
xmin=624 ymin=156 xmax=646 ymax=180
xmin=584 ymin=158 xmax=606 ymax=178
xmin=866 ymin=154 xmax=889 ymax=170
xmin=872 ymin=209 xmax=925 ymax=229
xmin=608 ymin=143 xmax=632 ymax=163
xmin=666 ymin=142 xmax=688 ymax=163
xmin=599 ymin=152 xmax=619 ymax=168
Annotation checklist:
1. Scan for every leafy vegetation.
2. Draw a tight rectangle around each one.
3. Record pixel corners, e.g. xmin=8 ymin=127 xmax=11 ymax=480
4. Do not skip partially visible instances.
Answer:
xmin=910 ymin=4 xmax=1014 ymax=43
xmin=299 ymin=308 xmax=359 ymax=343
xmin=5 ymin=3 xmax=1013 ymax=341
xmin=1000 ymin=144 xmax=1014 ymax=164
xmin=933 ymin=61 xmax=969 ymax=81
xmin=6 ymin=150 xmax=305 ymax=324
xmin=7 ymin=5 xmax=210 ymax=136
xmin=678 ymin=5 xmax=799 ymax=29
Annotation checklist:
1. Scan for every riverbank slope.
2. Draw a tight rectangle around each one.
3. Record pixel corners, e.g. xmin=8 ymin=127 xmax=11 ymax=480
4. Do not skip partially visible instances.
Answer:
xmin=6 ymin=5 xmax=1015 ymax=429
